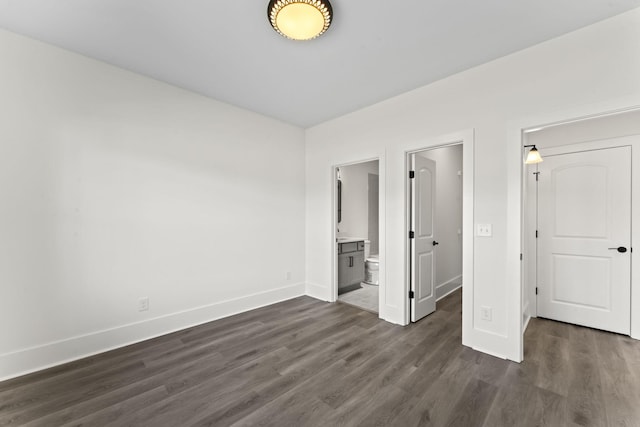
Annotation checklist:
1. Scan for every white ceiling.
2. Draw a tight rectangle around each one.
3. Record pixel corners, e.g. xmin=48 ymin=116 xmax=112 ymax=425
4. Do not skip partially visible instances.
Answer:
xmin=1 ymin=1 xmax=639 ymax=127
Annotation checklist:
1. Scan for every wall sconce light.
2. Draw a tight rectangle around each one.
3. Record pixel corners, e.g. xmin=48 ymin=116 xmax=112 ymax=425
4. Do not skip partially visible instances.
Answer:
xmin=524 ymin=145 xmax=543 ymax=164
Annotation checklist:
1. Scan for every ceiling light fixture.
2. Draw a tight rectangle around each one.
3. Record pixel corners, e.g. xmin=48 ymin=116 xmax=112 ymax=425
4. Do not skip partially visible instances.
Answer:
xmin=268 ymin=0 xmax=333 ymax=41
xmin=524 ymin=145 xmax=543 ymax=164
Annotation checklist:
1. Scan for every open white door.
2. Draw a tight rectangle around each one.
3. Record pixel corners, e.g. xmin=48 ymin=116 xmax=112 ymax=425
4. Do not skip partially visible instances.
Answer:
xmin=411 ymin=154 xmax=437 ymax=322
xmin=537 ymin=146 xmax=631 ymax=334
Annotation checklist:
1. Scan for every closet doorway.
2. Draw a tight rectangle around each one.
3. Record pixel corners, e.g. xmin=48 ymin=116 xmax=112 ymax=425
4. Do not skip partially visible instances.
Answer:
xmin=521 ymin=108 xmax=640 ymax=342
xmin=408 ymin=144 xmax=463 ymax=322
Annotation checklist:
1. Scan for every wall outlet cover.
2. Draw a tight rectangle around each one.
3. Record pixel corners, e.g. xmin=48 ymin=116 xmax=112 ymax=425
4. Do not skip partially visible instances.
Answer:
xmin=480 ymin=306 xmax=492 ymax=321
xmin=477 ymin=224 xmax=492 ymax=237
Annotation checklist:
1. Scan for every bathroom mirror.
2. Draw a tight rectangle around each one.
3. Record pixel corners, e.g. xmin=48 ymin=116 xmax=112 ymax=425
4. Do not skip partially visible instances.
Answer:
xmin=337 ymin=179 xmax=342 ymax=223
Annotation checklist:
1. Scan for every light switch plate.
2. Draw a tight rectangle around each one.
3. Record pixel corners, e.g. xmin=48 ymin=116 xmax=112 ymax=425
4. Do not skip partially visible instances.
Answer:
xmin=477 ymin=224 xmax=492 ymax=237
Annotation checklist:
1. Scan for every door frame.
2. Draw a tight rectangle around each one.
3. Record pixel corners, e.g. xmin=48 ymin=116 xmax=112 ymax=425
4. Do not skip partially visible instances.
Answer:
xmin=404 ymin=134 xmax=474 ymax=349
xmin=509 ymin=103 xmax=640 ymax=362
xmin=331 ymin=157 xmax=382 ymax=312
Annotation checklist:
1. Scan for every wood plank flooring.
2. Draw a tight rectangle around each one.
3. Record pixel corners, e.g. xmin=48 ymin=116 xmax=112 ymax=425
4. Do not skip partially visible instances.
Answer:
xmin=2 ymin=290 xmax=640 ymax=426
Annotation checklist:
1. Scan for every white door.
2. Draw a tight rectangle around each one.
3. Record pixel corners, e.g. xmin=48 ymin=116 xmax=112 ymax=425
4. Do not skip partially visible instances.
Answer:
xmin=537 ymin=146 xmax=631 ymax=334
xmin=411 ymin=154 xmax=437 ymax=322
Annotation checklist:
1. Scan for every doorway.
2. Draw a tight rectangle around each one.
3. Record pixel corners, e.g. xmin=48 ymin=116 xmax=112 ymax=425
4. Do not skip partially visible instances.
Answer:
xmin=334 ymin=160 xmax=380 ymax=313
xmin=408 ymin=144 xmax=463 ymax=322
xmin=520 ymin=108 xmax=640 ymax=349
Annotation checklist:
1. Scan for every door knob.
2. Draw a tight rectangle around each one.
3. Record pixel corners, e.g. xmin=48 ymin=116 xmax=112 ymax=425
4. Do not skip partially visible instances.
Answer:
xmin=608 ymin=246 xmax=627 ymax=253
xmin=433 ymin=241 xmax=439 ymax=246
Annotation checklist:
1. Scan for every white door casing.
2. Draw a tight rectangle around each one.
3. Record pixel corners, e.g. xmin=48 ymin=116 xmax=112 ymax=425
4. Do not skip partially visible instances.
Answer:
xmin=537 ymin=146 xmax=631 ymax=334
xmin=411 ymin=154 xmax=437 ymax=321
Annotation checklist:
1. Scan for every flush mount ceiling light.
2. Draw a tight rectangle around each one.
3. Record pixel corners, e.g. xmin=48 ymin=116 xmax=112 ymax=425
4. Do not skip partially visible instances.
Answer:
xmin=524 ymin=145 xmax=544 ymax=164
xmin=268 ymin=0 xmax=333 ymax=41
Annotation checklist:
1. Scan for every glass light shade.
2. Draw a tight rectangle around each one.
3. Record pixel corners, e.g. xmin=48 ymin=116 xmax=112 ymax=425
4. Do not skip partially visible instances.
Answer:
xmin=525 ymin=147 xmax=543 ymax=164
xmin=268 ymin=0 xmax=332 ymax=41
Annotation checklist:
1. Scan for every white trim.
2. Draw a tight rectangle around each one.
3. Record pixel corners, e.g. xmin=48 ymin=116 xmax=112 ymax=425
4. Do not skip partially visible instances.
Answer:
xmin=522 ymin=158 xmax=538 ymax=321
xmin=305 ymin=282 xmax=329 ymax=301
xmin=523 ymin=314 xmax=532 ymax=334
xmin=436 ymin=275 xmax=462 ymax=301
xmin=523 ymin=300 xmax=531 ymax=334
xmin=632 ymin=139 xmax=640 ymax=340
xmin=0 ymin=282 xmax=305 ymax=382
xmin=509 ymin=100 xmax=640 ymax=364
xmin=506 ymin=129 xmax=524 ymax=362
xmin=522 ymin=316 xmax=532 ymax=334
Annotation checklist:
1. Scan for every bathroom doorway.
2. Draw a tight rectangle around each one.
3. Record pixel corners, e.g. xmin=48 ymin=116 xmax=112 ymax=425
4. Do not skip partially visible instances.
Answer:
xmin=408 ymin=144 xmax=463 ymax=322
xmin=334 ymin=159 xmax=380 ymax=313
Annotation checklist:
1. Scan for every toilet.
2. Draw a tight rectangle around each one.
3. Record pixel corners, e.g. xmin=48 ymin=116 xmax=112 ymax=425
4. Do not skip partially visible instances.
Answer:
xmin=365 ymin=255 xmax=379 ymax=286
xmin=363 ymin=240 xmax=379 ymax=285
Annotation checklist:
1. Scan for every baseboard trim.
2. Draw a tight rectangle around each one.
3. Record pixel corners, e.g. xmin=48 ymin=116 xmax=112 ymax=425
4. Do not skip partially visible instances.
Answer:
xmin=305 ymin=282 xmax=329 ymax=301
xmin=436 ymin=275 xmax=462 ymax=301
xmin=523 ymin=314 xmax=532 ymax=334
xmin=0 ymin=282 xmax=305 ymax=382
xmin=522 ymin=301 xmax=531 ymax=333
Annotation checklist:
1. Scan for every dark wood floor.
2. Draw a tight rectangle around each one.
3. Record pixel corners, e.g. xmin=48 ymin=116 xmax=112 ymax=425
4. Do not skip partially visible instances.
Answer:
xmin=2 ymin=290 xmax=640 ymax=426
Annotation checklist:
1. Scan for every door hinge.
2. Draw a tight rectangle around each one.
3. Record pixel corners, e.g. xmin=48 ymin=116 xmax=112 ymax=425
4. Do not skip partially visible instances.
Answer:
xmin=520 ymin=253 xmax=523 ymax=261
xmin=409 ymin=290 xmax=415 ymax=299
xmin=409 ymin=231 xmax=415 ymax=239
xmin=535 ymin=287 xmax=538 ymax=295
xmin=535 ymin=230 xmax=538 ymax=238
xmin=409 ymin=170 xmax=415 ymax=179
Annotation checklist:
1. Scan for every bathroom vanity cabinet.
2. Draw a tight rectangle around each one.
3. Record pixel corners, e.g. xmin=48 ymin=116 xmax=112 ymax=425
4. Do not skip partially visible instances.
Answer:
xmin=338 ymin=240 xmax=365 ymax=293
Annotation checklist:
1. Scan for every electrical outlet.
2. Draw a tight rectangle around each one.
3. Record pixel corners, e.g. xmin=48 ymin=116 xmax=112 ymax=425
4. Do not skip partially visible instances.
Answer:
xmin=477 ymin=224 xmax=492 ymax=237
xmin=138 ymin=297 xmax=149 ymax=312
xmin=480 ymin=306 xmax=492 ymax=321
xmin=285 ymin=271 xmax=292 ymax=280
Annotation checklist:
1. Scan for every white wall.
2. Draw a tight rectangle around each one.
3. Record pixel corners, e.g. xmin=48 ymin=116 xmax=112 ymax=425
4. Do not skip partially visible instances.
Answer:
xmin=0 ymin=29 xmax=306 ymax=380
xmin=337 ymin=160 xmax=379 ymax=248
xmin=305 ymin=8 xmax=640 ymax=360
xmin=419 ymin=146 xmax=463 ymax=298
xmin=526 ymin=110 xmax=640 ymax=148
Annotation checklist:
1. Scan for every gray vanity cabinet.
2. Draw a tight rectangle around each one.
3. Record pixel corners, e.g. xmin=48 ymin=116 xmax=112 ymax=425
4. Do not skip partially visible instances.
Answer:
xmin=338 ymin=241 xmax=365 ymax=291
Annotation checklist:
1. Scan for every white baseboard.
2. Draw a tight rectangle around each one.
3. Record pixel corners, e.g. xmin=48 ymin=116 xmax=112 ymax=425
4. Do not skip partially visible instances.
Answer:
xmin=0 ymin=282 xmax=305 ymax=382
xmin=436 ymin=275 xmax=462 ymax=301
xmin=305 ymin=282 xmax=330 ymax=301
xmin=522 ymin=301 xmax=531 ymax=333
xmin=523 ymin=314 xmax=532 ymax=334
